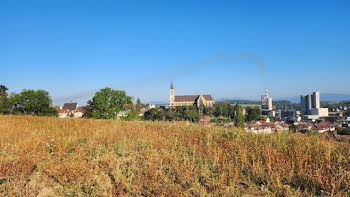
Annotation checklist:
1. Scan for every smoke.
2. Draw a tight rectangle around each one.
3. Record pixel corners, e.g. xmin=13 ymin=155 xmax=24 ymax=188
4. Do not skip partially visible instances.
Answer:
xmin=52 ymin=51 xmax=267 ymax=105
xmin=238 ymin=51 xmax=266 ymax=81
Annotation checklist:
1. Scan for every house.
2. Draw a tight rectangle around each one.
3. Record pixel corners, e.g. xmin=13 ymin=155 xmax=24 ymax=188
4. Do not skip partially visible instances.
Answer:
xmin=61 ymin=103 xmax=85 ymax=118
xmin=142 ymin=104 xmax=156 ymax=110
xmin=58 ymin=108 xmax=69 ymax=118
xmin=169 ymin=82 xmax=215 ymax=107
xmin=245 ymin=121 xmax=275 ymax=133
xmin=297 ymin=122 xmax=316 ymax=131
xmin=314 ymin=121 xmax=336 ymax=133
xmin=51 ymin=105 xmax=61 ymax=111
xmin=63 ymin=103 xmax=78 ymax=112
xmin=73 ymin=107 xmax=85 ymax=118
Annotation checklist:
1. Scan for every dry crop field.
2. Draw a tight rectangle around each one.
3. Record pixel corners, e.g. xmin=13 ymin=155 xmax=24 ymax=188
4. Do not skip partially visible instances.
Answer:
xmin=0 ymin=115 xmax=350 ymax=196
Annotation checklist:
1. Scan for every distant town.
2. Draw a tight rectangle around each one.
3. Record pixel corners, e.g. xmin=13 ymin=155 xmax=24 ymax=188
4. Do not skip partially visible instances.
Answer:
xmin=26 ymin=82 xmax=346 ymax=140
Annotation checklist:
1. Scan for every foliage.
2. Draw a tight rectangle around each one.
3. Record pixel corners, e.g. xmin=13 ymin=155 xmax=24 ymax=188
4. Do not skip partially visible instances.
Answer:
xmin=83 ymin=87 xmax=132 ymax=119
xmin=144 ymin=106 xmax=200 ymax=122
xmin=303 ymin=129 xmax=320 ymax=135
xmin=322 ymin=101 xmax=350 ymax=112
xmin=1 ymin=115 xmax=350 ymax=196
xmin=273 ymin=100 xmax=301 ymax=110
xmin=120 ymin=110 xmax=141 ymax=121
xmin=337 ymin=128 xmax=350 ymax=135
xmin=135 ymin=98 xmax=142 ymax=112
xmin=213 ymin=102 xmax=234 ymax=118
xmin=225 ymin=99 xmax=260 ymax=104
xmin=210 ymin=118 xmax=230 ymax=123
xmin=8 ymin=89 xmax=57 ymax=116
xmin=325 ymin=117 xmax=337 ymax=123
xmin=289 ymin=124 xmax=298 ymax=132
xmin=233 ymin=104 xmax=245 ymax=128
xmin=0 ymin=85 xmax=9 ymax=114
xmin=344 ymin=110 xmax=350 ymax=117
xmin=245 ymin=106 xmax=262 ymax=122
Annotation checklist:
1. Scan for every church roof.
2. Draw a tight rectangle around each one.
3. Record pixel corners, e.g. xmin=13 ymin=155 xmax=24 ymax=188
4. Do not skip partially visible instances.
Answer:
xmin=170 ymin=82 xmax=174 ymax=89
xmin=174 ymin=95 xmax=214 ymax=102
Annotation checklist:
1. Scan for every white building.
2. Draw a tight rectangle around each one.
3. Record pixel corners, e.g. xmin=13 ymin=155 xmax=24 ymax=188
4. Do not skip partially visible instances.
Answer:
xmin=311 ymin=108 xmax=329 ymax=118
xmin=300 ymin=91 xmax=328 ymax=118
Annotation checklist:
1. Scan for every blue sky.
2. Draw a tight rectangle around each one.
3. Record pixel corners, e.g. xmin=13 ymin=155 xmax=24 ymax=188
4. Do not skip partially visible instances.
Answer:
xmin=1 ymin=0 xmax=350 ymax=105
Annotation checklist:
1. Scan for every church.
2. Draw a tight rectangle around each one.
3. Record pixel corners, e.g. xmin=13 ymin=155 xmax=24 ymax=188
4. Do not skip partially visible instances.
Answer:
xmin=169 ymin=82 xmax=215 ymax=107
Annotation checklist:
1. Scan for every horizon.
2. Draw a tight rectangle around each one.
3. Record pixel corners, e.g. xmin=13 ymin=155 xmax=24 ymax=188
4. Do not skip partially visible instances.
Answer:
xmin=1 ymin=1 xmax=350 ymax=105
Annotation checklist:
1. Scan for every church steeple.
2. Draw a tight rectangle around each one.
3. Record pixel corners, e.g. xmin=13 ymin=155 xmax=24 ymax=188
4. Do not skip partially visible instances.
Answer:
xmin=170 ymin=82 xmax=175 ymax=106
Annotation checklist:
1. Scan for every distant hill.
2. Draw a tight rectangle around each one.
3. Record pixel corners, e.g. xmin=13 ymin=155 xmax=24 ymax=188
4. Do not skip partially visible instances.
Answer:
xmin=150 ymin=93 xmax=350 ymax=106
xmin=276 ymin=93 xmax=350 ymax=103
xmin=221 ymin=99 xmax=260 ymax=105
xmin=147 ymin=101 xmax=169 ymax=106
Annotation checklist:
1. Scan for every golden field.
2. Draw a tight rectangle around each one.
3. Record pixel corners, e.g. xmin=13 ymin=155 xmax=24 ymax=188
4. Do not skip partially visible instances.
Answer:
xmin=0 ymin=115 xmax=350 ymax=196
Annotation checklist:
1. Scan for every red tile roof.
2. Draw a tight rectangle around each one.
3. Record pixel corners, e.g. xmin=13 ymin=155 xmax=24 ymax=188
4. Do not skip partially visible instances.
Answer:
xmin=59 ymin=109 xmax=69 ymax=113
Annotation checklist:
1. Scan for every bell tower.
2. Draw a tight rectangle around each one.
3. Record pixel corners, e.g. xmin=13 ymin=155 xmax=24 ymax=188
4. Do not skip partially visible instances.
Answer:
xmin=170 ymin=82 xmax=174 ymax=106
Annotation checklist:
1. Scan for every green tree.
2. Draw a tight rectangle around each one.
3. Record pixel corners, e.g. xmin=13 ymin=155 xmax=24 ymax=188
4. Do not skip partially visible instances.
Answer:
xmin=184 ymin=107 xmax=200 ymax=122
xmin=144 ymin=106 xmax=199 ymax=122
xmin=199 ymin=100 xmax=205 ymax=115
xmin=214 ymin=102 xmax=233 ymax=118
xmin=135 ymin=98 xmax=142 ymax=112
xmin=234 ymin=104 xmax=245 ymax=128
xmin=289 ymin=124 xmax=298 ymax=132
xmin=8 ymin=89 xmax=58 ymax=116
xmin=83 ymin=87 xmax=133 ymax=119
xmin=144 ymin=108 xmax=157 ymax=121
xmin=245 ymin=106 xmax=262 ymax=122
xmin=0 ymin=85 xmax=9 ymax=114
xmin=121 ymin=109 xmax=139 ymax=121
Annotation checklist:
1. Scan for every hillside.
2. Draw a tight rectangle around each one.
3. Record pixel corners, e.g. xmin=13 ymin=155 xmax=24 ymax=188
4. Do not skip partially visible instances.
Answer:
xmin=1 ymin=116 xmax=350 ymax=196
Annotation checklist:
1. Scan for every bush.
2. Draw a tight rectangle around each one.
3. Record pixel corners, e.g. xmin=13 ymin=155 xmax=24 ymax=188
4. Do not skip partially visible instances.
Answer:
xmin=337 ymin=128 xmax=350 ymax=135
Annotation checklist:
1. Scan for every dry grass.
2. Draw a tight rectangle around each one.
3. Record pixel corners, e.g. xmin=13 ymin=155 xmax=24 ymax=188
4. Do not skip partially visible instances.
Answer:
xmin=0 ymin=115 xmax=350 ymax=196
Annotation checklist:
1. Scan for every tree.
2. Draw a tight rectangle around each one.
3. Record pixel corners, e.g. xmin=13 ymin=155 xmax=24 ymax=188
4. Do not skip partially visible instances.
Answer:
xmin=199 ymin=100 xmax=205 ymax=115
xmin=289 ymin=124 xmax=298 ymax=133
xmin=184 ymin=107 xmax=200 ymax=122
xmin=0 ymin=85 xmax=9 ymax=114
xmin=135 ymin=98 xmax=142 ymax=112
xmin=8 ymin=89 xmax=58 ymax=116
xmin=83 ymin=87 xmax=133 ymax=119
xmin=144 ymin=106 xmax=200 ymax=122
xmin=121 ymin=109 xmax=139 ymax=121
xmin=234 ymin=104 xmax=245 ymax=128
xmin=214 ymin=102 xmax=233 ymax=118
xmin=245 ymin=106 xmax=262 ymax=122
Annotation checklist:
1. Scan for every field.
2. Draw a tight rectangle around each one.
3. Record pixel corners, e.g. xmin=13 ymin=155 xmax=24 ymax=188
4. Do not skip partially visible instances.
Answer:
xmin=1 ymin=116 xmax=350 ymax=196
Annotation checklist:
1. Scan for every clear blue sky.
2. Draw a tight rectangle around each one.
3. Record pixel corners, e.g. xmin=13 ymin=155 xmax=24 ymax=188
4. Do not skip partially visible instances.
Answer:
xmin=1 ymin=0 xmax=350 ymax=105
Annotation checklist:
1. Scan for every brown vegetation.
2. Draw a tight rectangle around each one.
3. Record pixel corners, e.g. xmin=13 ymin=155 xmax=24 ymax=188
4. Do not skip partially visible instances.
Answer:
xmin=0 ymin=115 xmax=350 ymax=196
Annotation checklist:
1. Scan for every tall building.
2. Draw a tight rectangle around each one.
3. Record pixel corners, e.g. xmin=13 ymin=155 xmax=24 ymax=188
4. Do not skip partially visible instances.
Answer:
xmin=261 ymin=89 xmax=272 ymax=111
xmin=169 ymin=82 xmax=215 ymax=107
xmin=311 ymin=91 xmax=320 ymax=109
xmin=300 ymin=95 xmax=307 ymax=115
xmin=300 ymin=91 xmax=327 ymax=117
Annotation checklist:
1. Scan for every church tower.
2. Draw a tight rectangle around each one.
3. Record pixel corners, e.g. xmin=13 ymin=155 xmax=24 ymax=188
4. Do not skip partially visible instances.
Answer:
xmin=170 ymin=82 xmax=174 ymax=106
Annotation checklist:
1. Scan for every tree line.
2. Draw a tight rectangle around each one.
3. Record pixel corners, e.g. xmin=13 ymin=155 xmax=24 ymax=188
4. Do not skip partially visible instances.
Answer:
xmin=0 ymin=85 xmax=58 ymax=116
xmin=143 ymin=101 xmax=261 ymax=128
xmin=0 ymin=85 xmax=262 ymax=127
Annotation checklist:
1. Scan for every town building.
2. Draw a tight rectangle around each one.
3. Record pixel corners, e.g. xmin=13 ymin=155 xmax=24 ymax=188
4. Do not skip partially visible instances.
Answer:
xmin=276 ymin=109 xmax=300 ymax=122
xmin=169 ymin=82 xmax=215 ymax=107
xmin=73 ymin=107 xmax=85 ymax=118
xmin=261 ymin=89 xmax=274 ymax=117
xmin=300 ymin=91 xmax=328 ymax=118
xmin=261 ymin=89 xmax=272 ymax=110
xmin=63 ymin=102 xmax=78 ymax=112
